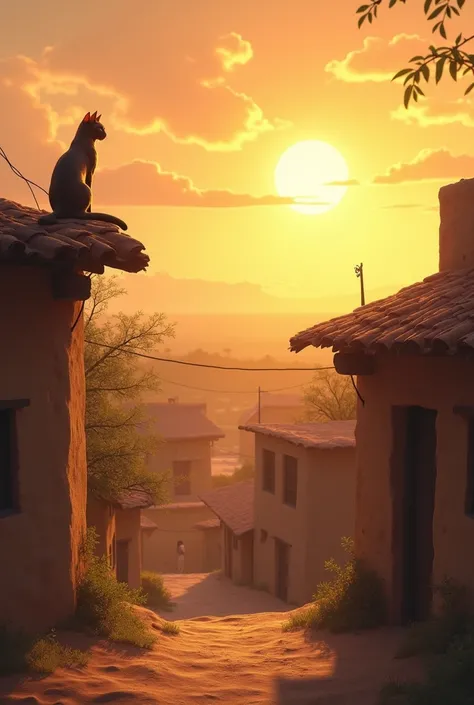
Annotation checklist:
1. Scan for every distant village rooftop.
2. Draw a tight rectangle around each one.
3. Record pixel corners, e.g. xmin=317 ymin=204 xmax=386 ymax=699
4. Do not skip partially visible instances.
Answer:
xmin=200 ymin=481 xmax=254 ymax=536
xmin=146 ymin=399 xmax=225 ymax=442
xmin=239 ymin=421 xmax=356 ymax=449
xmin=290 ymin=268 xmax=474 ymax=356
xmin=0 ymin=198 xmax=149 ymax=274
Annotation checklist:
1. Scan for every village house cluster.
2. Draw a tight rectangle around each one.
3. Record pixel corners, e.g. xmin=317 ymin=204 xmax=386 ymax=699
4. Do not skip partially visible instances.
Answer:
xmin=2 ymin=176 xmax=474 ymax=633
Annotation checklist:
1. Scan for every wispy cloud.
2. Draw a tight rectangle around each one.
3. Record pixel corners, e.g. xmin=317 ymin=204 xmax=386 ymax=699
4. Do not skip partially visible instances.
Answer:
xmin=373 ymin=148 xmax=474 ymax=184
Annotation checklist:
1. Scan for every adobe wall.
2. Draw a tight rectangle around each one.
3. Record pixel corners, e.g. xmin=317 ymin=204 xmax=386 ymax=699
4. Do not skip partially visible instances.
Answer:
xmin=199 ymin=526 xmax=221 ymax=572
xmin=357 ymin=355 xmax=474 ymax=619
xmin=148 ymin=438 xmax=213 ymax=502
xmin=305 ymin=446 xmax=356 ymax=603
xmin=239 ymin=406 xmax=303 ymax=462
xmin=142 ymin=502 xmax=214 ymax=573
xmin=86 ymin=495 xmax=116 ymax=563
xmin=116 ymin=508 xmax=141 ymax=589
xmin=0 ymin=266 xmax=87 ymax=633
xmin=253 ymin=434 xmax=310 ymax=605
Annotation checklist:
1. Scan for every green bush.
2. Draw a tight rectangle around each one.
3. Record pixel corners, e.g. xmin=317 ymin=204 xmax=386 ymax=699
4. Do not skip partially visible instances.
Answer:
xmin=141 ymin=571 xmax=173 ymax=611
xmin=0 ymin=626 xmax=87 ymax=675
xmin=74 ymin=529 xmax=155 ymax=649
xmin=283 ymin=537 xmax=386 ymax=633
xmin=396 ymin=578 xmax=472 ymax=658
xmin=380 ymin=579 xmax=474 ymax=705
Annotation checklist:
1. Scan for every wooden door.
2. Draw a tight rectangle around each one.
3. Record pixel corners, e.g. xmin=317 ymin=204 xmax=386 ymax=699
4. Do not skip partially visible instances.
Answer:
xmin=275 ymin=538 xmax=290 ymax=602
xmin=116 ymin=539 xmax=130 ymax=585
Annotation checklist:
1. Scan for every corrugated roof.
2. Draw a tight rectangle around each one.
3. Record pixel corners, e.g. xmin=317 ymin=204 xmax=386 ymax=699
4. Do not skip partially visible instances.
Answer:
xmin=239 ymin=421 xmax=356 ymax=449
xmin=289 ymin=268 xmax=474 ymax=355
xmin=0 ymin=198 xmax=149 ymax=274
xmin=115 ymin=489 xmax=154 ymax=510
xmin=145 ymin=401 xmax=225 ymax=441
xmin=194 ymin=517 xmax=221 ymax=530
xmin=199 ymin=481 xmax=254 ymax=536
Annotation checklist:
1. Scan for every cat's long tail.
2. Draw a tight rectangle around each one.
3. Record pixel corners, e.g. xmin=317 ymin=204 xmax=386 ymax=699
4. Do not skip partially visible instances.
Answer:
xmin=38 ymin=212 xmax=128 ymax=231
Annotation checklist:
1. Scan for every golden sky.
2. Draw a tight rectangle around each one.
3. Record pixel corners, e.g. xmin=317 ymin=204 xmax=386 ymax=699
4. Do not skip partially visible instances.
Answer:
xmin=1 ymin=0 xmax=473 ymax=304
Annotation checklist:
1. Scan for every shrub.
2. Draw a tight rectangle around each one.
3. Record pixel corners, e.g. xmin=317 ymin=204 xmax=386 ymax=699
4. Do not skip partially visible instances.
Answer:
xmin=380 ymin=579 xmax=474 ymax=705
xmin=141 ymin=572 xmax=173 ymax=611
xmin=283 ymin=537 xmax=386 ymax=633
xmin=74 ymin=529 xmax=155 ymax=649
xmin=0 ymin=626 xmax=87 ymax=675
xmin=159 ymin=621 xmax=180 ymax=636
xmin=396 ymin=578 xmax=472 ymax=658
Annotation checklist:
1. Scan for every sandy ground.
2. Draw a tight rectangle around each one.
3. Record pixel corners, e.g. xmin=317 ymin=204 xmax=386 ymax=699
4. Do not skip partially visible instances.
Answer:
xmin=0 ymin=573 xmax=422 ymax=705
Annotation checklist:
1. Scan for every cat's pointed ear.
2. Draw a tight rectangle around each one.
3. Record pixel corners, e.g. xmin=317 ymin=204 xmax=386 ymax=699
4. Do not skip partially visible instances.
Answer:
xmin=91 ymin=111 xmax=98 ymax=122
xmin=97 ymin=114 xmax=102 ymax=122
xmin=83 ymin=112 xmax=91 ymax=123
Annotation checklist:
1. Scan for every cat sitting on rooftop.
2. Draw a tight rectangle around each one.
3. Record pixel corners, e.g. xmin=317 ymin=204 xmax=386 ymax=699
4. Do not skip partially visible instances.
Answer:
xmin=38 ymin=111 xmax=128 ymax=231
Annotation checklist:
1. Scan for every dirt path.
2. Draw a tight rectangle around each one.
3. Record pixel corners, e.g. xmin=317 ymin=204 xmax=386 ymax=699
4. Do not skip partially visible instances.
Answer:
xmin=159 ymin=572 xmax=290 ymax=620
xmin=0 ymin=574 xmax=421 ymax=705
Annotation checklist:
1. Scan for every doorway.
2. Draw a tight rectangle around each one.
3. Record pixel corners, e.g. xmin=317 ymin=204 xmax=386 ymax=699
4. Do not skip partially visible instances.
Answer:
xmin=275 ymin=538 xmax=290 ymax=602
xmin=392 ymin=405 xmax=437 ymax=623
xmin=116 ymin=539 xmax=130 ymax=584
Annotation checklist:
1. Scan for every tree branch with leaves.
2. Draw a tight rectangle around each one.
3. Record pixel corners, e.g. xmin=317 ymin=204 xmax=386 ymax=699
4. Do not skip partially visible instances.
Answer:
xmin=85 ymin=275 xmax=175 ymax=504
xmin=355 ymin=0 xmax=473 ymax=107
xmin=301 ymin=369 xmax=357 ymax=423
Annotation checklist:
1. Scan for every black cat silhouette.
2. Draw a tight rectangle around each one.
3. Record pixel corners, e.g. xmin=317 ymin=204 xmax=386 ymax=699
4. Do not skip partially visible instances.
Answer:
xmin=38 ymin=111 xmax=128 ymax=231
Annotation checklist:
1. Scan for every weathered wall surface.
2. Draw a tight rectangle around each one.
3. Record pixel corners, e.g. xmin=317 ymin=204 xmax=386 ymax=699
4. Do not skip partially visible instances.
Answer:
xmin=116 ymin=508 xmax=141 ymax=589
xmin=86 ymin=496 xmax=116 ymax=563
xmin=357 ymin=355 xmax=474 ymax=620
xmin=239 ymin=407 xmax=302 ymax=462
xmin=0 ymin=266 xmax=87 ymax=633
xmin=147 ymin=438 xmax=213 ymax=502
xmin=142 ymin=502 xmax=215 ymax=573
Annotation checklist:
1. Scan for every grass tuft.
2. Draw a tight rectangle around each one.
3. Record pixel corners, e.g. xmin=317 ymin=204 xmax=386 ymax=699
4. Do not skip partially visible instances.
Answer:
xmin=141 ymin=571 xmax=174 ymax=612
xmin=159 ymin=620 xmax=180 ymax=636
xmin=0 ymin=626 xmax=88 ymax=675
xmin=283 ymin=537 xmax=386 ymax=633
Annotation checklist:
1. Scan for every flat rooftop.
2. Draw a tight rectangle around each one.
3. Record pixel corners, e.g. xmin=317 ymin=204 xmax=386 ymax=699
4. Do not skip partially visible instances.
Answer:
xmin=238 ymin=420 xmax=356 ymax=450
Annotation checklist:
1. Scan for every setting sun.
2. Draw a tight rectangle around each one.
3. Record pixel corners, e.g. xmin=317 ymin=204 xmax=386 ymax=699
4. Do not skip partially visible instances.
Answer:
xmin=274 ymin=140 xmax=349 ymax=215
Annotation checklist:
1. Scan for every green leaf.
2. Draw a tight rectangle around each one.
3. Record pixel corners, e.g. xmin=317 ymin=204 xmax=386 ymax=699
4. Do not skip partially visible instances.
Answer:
xmin=392 ymin=67 xmax=413 ymax=81
xmin=356 ymin=4 xmax=369 ymax=13
xmin=465 ymin=82 xmax=474 ymax=95
xmin=424 ymin=0 xmax=433 ymax=13
xmin=421 ymin=64 xmax=430 ymax=81
xmin=368 ymin=12 xmax=373 ymax=23
xmin=404 ymin=84 xmax=413 ymax=108
xmin=449 ymin=60 xmax=458 ymax=81
xmin=428 ymin=6 xmax=445 ymax=20
xmin=409 ymin=55 xmax=425 ymax=62
xmin=389 ymin=0 xmax=397 ymax=7
xmin=432 ymin=21 xmax=441 ymax=33
xmin=435 ymin=56 xmax=446 ymax=83
xmin=439 ymin=23 xmax=447 ymax=39
xmin=357 ymin=14 xmax=366 ymax=28
xmin=458 ymin=0 xmax=466 ymax=7
xmin=456 ymin=33 xmax=462 ymax=45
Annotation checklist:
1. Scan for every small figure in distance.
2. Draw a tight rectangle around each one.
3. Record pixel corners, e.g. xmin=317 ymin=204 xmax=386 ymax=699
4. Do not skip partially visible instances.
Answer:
xmin=38 ymin=111 xmax=128 ymax=231
xmin=177 ymin=540 xmax=185 ymax=574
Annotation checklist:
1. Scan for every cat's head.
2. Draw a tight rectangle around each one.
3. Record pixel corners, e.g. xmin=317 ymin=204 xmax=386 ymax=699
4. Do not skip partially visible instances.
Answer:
xmin=79 ymin=111 xmax=106 ymax=140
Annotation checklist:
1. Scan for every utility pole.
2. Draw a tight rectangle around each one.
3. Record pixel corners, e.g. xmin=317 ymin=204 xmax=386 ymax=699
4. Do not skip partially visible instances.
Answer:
xmin=354 ymin=262 xmax=365 ymax=306
xmin=258 ymin=386 xmax=261 ymax=422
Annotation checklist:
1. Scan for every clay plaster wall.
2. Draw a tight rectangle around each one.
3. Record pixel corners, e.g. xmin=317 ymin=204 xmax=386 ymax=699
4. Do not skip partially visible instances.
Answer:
xmin=199 ymin=526 xmax=221 ymax=573
xmin=253 ymin=435 xmax=356 ymax=605
xmin=142 ymin=502 xmax=214 ymax=573
xmin=239 ymin=406 xmax=303 ymax=462
xmin=0 ymin=266 xmax=87 ymax=633
xmin=116 ymin=507 xmax=141 ymax=589
xmin=147 ymin=438 xmax=213 ymax=502
xmin=356 ymin=355 xmax=474 ymax=619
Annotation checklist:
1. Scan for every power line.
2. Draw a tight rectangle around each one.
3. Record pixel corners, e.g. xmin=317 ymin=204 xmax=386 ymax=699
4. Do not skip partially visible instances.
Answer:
xmin=156 ymin=374 xmax=308 ymax=394
xmin=85 ymin=340 xmax=333 ymax=372
xmin=0 ymin=145 xmax=49 ymax=211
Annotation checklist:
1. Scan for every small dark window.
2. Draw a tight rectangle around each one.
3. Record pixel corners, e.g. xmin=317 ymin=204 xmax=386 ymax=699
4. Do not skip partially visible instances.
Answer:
xmin=283 ymin=454 xmax=298 ymax=507
xmin=0 ymin=408 xmax=19 ymax=514
xmin=260 ymin=529 xmax=268 ymax=543
xmin=173 ymin=460 xmax=192 ymax=495
xmin=262 ymin=449 xmax=275 ymax=493
xmin=466 ymin=418 xmax=474 ymax=516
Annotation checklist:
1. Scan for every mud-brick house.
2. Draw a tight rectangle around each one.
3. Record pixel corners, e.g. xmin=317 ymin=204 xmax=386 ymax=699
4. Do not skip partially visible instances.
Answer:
xmin=239 ymin=394 xmax=304 ymax=464
xmin=240 ymin=421 xmax=356 ymax=605
xmin=142 ymin=399 xmax=225 ymax=573
xmin=87 ymin=490 xmax=154 ymax=589
xmin=0 ymin=197 xmax=149 ymax=633
xmin=200 ymin=481 xmax=255 ymax=585
xmin=290 ymin=178 xmax=474 ymax=625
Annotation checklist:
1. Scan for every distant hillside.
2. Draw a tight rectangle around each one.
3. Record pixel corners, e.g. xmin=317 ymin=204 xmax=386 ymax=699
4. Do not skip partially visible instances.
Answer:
xmin=112 ymin=271 xmax=399 ymax=315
